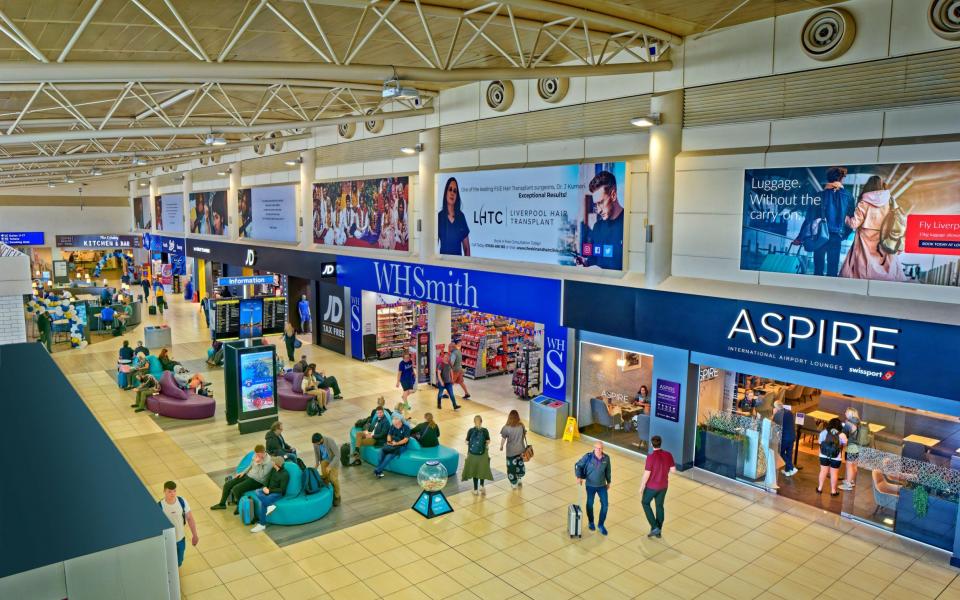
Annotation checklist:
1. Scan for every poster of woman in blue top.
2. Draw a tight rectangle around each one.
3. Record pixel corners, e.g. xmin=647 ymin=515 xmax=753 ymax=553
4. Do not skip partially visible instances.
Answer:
xmin=438 ymin=176 xmax=471 ymax=256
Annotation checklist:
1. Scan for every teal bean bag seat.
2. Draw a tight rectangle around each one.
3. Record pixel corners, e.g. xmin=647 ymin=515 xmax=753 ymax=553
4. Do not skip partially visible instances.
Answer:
xmin=349 ymin=427 xmax=460 ymax=477
xmin=234 ymin=452 xmax=333 ymax=526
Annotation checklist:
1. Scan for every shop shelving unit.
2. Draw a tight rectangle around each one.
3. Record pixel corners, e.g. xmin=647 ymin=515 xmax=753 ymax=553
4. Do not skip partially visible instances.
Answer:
xmin=513 ymin=345 xmax=542 ymax=399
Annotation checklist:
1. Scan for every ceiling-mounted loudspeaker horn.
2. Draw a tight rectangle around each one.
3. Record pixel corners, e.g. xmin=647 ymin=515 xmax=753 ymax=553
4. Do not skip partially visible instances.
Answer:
xmin=928 ymin=0 xmax=960 ymax=41
xmin=364 ymin=109 xmax=384 ymax=134
xmin=800 ymin=8 xmax=856 ymax=61
xmin=267 ymin=131 xmax=284 ymax=153
xmin=536 ymin=77 xmax=569 ymax=103
xmin=199 ymin=156 xmax=210 ymax=166
xmin=486 ymin=80 xmax=514 ymax=112
xmin=338 ymin=120 xmax=356 ymax=139
xmin=252 ymin=135 xmax=267 ymax=155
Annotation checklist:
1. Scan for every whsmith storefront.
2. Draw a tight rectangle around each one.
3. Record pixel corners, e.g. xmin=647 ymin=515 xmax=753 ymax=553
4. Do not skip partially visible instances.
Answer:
xmin=564 ymin=281 xmax=960 ymax=560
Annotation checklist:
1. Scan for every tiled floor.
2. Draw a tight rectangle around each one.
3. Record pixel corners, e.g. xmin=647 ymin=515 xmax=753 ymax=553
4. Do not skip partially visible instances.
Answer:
xmin=54 ymin=290 xmax=960 ymax=599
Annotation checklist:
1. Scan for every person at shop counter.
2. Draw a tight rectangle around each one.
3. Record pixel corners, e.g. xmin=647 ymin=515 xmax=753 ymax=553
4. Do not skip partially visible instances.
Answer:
xmin=438 ymin=176 xmax=471 ymax=256
xmin=576 ymin=171 xmax=624 ymax=270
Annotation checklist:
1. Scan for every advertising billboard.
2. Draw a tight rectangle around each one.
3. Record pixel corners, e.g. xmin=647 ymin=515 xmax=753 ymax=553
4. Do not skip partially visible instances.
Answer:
xmin=238 ymin=184 xmax=297 ymax=242
xmin=238 ymin=350 xmax=275 ymax=414
xmin=312 ymin=176 xmax=409 ymax=251
xmin=437 ymin=162 xmax=627 ymax=270
xmin=133 ymin=196 xmax=151 ymax=230
xmin=56 ymin=234 xmax=142 ymax=248
xmin=239 ymin=298 xmax=264 ymax=339
xmin=741 ymin=161 xmax=960 ymax=286
xmin=154 ymin=194 xmax=184 ymax=233
xmin=318 ymin=281 xmax=346 ymax=354
xmin=189 ymin=190 xmax=227 ymax=235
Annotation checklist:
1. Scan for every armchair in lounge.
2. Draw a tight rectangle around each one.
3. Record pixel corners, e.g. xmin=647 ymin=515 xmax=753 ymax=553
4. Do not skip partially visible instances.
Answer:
xmin=590 ymin=397 xmax=622 ymax=431
xmin=871 ymin=469 xmax=900 ymax=516
xmin=234 ymin=452 xmax=333 ymax=525
xmin=634 ymin=414 xmax=651 ymax=451
xmin=349 ymin=427 xmax=459 ymax=476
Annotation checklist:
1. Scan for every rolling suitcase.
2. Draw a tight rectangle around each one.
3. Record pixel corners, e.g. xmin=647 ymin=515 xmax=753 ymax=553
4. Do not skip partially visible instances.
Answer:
xmin=568 ymin=504 xmax=582 ymax=538
xmin=148 ymin=305 xmax=157 ymax=315
xmin=239 ymin=495 xmax=255 ymax=525
xmin=117 ymin=370 xmax=129 ymax=389
xmin=759 ymin=244 xmax=807 ymax=275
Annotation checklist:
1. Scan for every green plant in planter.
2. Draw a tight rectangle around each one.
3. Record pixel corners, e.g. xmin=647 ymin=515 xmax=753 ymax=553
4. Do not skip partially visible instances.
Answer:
xmin=913 ymin=484 xmax=929 ymax=519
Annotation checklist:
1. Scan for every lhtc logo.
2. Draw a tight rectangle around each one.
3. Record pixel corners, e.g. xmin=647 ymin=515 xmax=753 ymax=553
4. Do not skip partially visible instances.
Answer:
xmin=323 ymin=296 xmax=343 ymax=324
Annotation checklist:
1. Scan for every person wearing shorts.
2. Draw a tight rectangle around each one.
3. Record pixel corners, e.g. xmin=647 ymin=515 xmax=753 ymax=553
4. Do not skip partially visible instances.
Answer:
xmin=396 ymin=351 xmax=416 ymax=406
xmin=449 ymin=341 xmax=470 ymax=400
xmin=817 ymin=418 xmax=847 ymax=497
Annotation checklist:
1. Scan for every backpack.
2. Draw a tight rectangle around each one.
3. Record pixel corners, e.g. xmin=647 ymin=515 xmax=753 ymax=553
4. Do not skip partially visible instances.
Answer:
xmin=340 ymin=442 xmax=352 ymax=467
xmin=158 ymin=496 xmax=187 ymax=525
xmin=879 ymin=197 xmax=907 ymax=256
xmin=306 ymin=397 xmax=320 ymax=417
xmin=294 ymin=457 xmax=307 ymax=471
xmin=303 ymin=467 xmax=323 ymax=495
xmin=855 ymin=422 xmax=872 ymax=448
xmin=467 ymin=428 xmax=486 ymax=456
xmin=820 ymin=431 xmax=841 ymax=459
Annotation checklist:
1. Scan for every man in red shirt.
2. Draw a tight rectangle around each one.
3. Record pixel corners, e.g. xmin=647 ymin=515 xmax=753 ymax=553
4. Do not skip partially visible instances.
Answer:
xmin=639 ymin=435 xmax=676 ymax=538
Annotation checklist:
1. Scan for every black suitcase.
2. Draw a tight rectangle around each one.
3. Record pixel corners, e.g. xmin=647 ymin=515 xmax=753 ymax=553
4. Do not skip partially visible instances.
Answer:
xmin=148 ymin=305 xmax=157 ymax=315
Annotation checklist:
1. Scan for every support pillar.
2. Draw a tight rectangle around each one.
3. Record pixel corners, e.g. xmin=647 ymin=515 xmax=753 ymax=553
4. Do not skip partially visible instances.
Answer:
xmin=299 ymin=149 xmax=315 ymax=249
xmin=644 ymin=89 xmax=683 ymax=288
xmin=228 ymin=163 xmax=242 ymax=240
xmin=418 ymin=128 xmax=439 ymax=261
xmin=428 ymin=303 xmax=451 ymax=384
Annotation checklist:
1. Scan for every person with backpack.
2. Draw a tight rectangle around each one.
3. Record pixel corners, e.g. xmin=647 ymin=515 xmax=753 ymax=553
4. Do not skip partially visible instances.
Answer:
xmin=839 ymin=175 xmax=907 ymax=281
xmin=794 ymin=166 xmax=853 ymax=277
xmin=251 ymin=457 xmax=289 ymax=533
xmin=158 ymin=481 xmax=199 ymax=567
xmin=312 ymin=432 xmax=341 ymax=506
xmin=575 ymin=441 xmax=612 ymax=536
xmin=462 ymin=415 xmax=493 ymax=495
xmin=841 ymin=408 xmax=869 ymax=491
xmin=817 ymin=418 xmax=848 ymax=496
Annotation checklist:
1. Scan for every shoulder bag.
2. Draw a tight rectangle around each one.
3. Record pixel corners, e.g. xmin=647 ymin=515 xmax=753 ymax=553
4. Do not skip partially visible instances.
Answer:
xmin=521 ymin=426 xmax=534 ymax=462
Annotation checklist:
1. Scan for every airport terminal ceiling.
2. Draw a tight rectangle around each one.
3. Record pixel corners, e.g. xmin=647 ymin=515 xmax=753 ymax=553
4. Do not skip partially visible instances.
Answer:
xmin=0 ymin=0 xmax=840 ymax=187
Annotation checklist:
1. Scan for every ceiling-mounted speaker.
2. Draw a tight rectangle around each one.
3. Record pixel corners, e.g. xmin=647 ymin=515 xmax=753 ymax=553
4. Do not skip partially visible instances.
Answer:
xmin=199 ymin=156 xmax=210 ymax=166
xmin=536 ymin=77 xmax=569 ymax=103
xmin=928 ymin=0 xmax=960 ymax=40
xmin=338 ymin=120 xmax=356 ymax=139
xmin=800 ymin=8 xmax=856 ymax=61
xmin=485 ymin=80 xmax=514 ymax=112
xmin=364 ymin=109 xmax=384 ymax=133
xmin=252 ymin=135 xmax=267 ymax=155
xmin=267 ymin=131 xmax=284 ymax=152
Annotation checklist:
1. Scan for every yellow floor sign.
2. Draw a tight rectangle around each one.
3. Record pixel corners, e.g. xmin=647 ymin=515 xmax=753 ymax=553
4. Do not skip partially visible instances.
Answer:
xmin=562 ymin=416 xmax=580 ymax=442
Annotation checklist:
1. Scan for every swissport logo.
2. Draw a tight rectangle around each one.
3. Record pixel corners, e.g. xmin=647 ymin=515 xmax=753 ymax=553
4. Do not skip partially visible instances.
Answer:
xmin=882 ymin=371 xmax=895 ymax=381
xmin=848 ymin=367 xmax=896 ymax=380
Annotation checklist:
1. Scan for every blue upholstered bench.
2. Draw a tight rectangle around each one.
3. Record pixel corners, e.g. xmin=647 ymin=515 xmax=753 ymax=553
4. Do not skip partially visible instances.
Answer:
xmin=349 ymin=427 xmax=460 ymax=477
xmin=233 ymin=452 xmax=333 ymax=526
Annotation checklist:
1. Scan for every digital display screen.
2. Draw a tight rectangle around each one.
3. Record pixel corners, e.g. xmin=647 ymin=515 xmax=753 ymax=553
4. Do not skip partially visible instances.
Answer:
xmin=239 ymin=298 xmax=263 ymax=339
xmin=239 ymin=350 xmax=275 ymax=413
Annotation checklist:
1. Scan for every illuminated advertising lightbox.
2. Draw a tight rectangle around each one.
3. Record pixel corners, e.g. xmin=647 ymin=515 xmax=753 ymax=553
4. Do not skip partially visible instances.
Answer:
xmin=239 ymin=350 xmax=276 ymax=414
xmin=742 ymin=161 xmax=960 ymax=286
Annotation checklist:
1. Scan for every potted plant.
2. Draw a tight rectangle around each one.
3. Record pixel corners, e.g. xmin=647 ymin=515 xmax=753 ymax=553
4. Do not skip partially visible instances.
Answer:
xmin=696 ymin=413 xmax=747 ymax=479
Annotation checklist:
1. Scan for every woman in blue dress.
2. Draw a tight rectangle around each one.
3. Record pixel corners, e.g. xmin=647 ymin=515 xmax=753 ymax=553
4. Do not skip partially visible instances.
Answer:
xmin=438 ymin=177 xmax=471 ymax=256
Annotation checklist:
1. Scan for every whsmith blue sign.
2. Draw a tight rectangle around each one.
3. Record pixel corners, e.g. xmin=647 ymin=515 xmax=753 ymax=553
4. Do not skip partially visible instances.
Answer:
xmin=337 ymin=256 xmax=569 ymax=401
xmin=217 ymin=275 xmax=275 ymax=287
xmin=0 ymin=231 xmax=44 ymax=245
xmin=144 ymin=233 xmax=185 ymax=255
xmin=563 ymin=281 xmax=959 ymax=402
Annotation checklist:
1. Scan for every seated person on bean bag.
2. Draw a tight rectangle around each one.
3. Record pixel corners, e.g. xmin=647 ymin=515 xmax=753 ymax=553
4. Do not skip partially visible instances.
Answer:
xmin=410 ymin=413 xmax=440 ymax=448
xmin=357 ymin=407 xmax=391 ymax=450
xmin=309 ymin=363 xmax=343 ymax=400
xmin=134 ymin=341 xmax=150 ymax=356
xmin=210 ymin=444 xmax=273 ymax=513
xmin=369 ymin=396 xmax=392 ymax=420
xmin=373 ymin=414 xmax=411 ymax=478
xmin=265 ymin=421 xmax=297 ymax=461
xmin=132 ymin=373 xmax=160 ymax=413
xmin=158 ymin=348 xmax=180 ymax=372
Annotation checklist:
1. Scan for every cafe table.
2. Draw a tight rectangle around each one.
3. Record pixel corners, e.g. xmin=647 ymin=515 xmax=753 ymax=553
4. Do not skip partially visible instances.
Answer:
xmin=806 ymin=410 xmax=837 ymax=422
xmin=903 ymin=434 xmax=941 ymax=447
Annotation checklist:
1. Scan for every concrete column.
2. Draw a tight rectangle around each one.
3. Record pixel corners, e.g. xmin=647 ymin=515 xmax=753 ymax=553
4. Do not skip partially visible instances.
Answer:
xmin=644 ymin=89 xmax=683 ymax=288
xmin=427 ymin=303 xmax=451 ymax=384
xmin=149 ymin=176 xmax=159 ymax=233
xmin=182 ymin=171 xmax=192 ymax=235
xmin=228 ymin=163 xmax=242 ymax=240
xmin=299 ymin=149 xmax=316 ymax=249
xmin=418 ymin=128 xmax=439 ymax=261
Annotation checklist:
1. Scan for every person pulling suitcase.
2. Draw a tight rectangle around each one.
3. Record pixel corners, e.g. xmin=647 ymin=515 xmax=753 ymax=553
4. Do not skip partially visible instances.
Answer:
xmin=574 ymin=441 xmax=612 ymax=536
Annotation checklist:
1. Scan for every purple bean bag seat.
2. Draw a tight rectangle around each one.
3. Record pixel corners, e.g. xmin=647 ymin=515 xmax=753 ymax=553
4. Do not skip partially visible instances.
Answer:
xmin=146 ymin=371 xmax=216 ymax=419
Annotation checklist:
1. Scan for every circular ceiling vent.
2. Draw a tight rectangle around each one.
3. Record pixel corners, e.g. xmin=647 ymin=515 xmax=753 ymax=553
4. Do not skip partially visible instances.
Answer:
xmin=485 ymin=80 xmax=514 ymax=112
xmin=536 ymin=77 xmax=569 ymax=103
xmin=801 ymin=8 xmax=856 ymax=61
xmin=928 ymin=0 xmax=960 ymax=40
xmin=364 ymin=109 xmax=384 ymax=134
xmin=252 ymin=135 xmax=267 ymax=155
xmin=338 ymin=120 xmax=356 ymax=139
xmin=267 ymin=131 xmax=284 ymax=153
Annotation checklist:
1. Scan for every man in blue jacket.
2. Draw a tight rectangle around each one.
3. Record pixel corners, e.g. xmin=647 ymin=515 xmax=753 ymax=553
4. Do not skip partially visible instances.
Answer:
xmin=774 ymin=401 xmax=798 ymax=477
xmin=297 ymin=294 xmax=311 ymax=334
xmin=575 ymin=441 xmax=612 ymax=535
xmin=812 ymin=166 xmax=853 ymax=277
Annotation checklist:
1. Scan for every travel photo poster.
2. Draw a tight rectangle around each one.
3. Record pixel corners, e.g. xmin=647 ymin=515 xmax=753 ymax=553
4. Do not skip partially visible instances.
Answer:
xmin=239 ymin=350 xmax=275 ymax=413
xmin=238 ymin=184 xmax=298 ymax=242
xmin=189 ymin=190 xmax=227 ymax=236
xmin=133 ymin=196 xmax=151 ymax=230
xmin=741 ymin=161 xmax=960 ymax=287
xmin=154 ymin=194 xmax=184 ymax=233
xmin=437 ymin=162 xmax=627 ymax=270
xmin=312 ymin=176 xmax=410 ymax=251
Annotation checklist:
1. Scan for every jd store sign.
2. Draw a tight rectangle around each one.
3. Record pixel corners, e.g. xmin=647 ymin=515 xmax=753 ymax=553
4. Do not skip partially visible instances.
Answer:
xmin=318 ymin=281 xmax=346 ymax=354
xmin=337 ymin=255 xmax=569 ymax=401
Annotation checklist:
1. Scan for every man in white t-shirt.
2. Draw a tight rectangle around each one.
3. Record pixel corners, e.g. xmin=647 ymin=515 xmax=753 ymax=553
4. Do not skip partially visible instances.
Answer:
xmin=158 ymin=481 xmax=199 ymax=567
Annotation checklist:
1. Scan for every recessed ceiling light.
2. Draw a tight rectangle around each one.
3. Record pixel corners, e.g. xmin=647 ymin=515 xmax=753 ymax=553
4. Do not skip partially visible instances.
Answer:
xmin=400 ymin=143 xmax=424 ymax=155
xmin=204 ymin=132 xmax=226 ymax=146
xmin=138 ymin=181 xmax=148 ymax=188
xmin=90 ymin=167 xmax=103 ymax=176
xmin=216 ymin=168 xmax=231 ymax=176
xmin=284 ymin=158 xmax=302 ymax=167
xmin=132 ymin=157 xmax=147 ymax=166
xmin=65 ymin=176 xmax=75 ymax=184
xmin=47 ymin=181 xmax=56 ymax=188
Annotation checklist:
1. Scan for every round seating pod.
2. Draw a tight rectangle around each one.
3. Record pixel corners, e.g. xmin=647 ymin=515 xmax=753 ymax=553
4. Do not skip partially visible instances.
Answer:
xmin=349 ymin=427 xmax=460 ymax=477
xmin=235 ymin=456 xmax=333 ymax=526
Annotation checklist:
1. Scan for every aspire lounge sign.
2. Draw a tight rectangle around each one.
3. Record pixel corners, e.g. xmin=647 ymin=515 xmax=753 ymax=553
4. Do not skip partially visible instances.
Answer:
xmin=726 ymin=307 xmax=899 ymax=383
